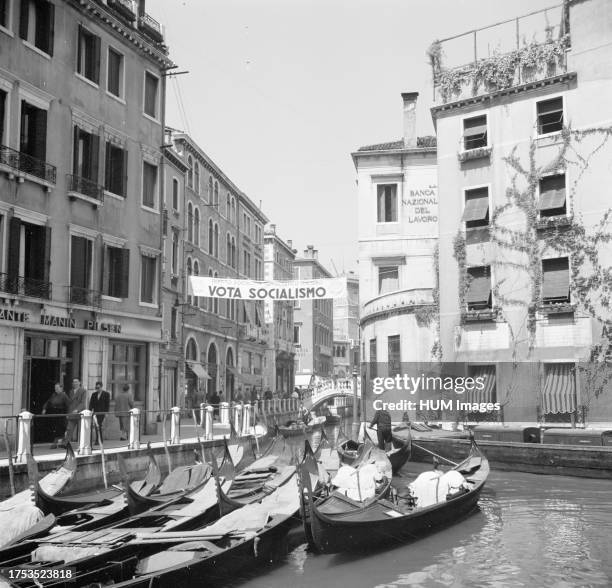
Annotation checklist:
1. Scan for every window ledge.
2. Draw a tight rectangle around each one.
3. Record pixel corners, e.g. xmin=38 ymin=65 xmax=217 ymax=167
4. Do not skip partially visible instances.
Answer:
xmin=141 ymin=205 xmax=160 ymax=215
xmin=538 ymin=302 xmax=575 ymax=315
xmin=22 ymin=40 xmax=51 ymax=60
xmin=142 ymin=112 xmax=161 ymax=125
xmin=68 ymin=190 xmax=103 ymax=208
xmin=0 ymin=164 xmax=54 ymax=191
xmin=139 ymin=301 xmax=158 ymax=308
xmin=106 ymin=91 xmax=126 ymax=105
xmin=104 ymin=190 xmax=126 ymax=202
xmin=536 ymin=215 xmax=572 ymax=230
xmin=75 ymin=72 xmax=100 ymax=89
xmin=101 ymin=295 xmax=123 ymax=302
xmin=458 ymin=146 xmax=492 ymax=163
xmin=0 ymin=25 xmax=14 ymax=38
xmin=536 ymin=131 xmax=564 ymax=145
xmin=461 ymin=308 xmax=498 ymax=323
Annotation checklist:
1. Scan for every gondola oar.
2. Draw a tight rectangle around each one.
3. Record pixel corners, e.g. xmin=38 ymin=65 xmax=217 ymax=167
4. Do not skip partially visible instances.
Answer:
xmin=3 ymin=419 xmax=15 ymax=496
xmin=161 ymin=411 xmax=172 ymax=472
xmin=92 ymin=414 xmax=108 ymax=489
xmin=191 ymin=409 xmax=207 ymax=460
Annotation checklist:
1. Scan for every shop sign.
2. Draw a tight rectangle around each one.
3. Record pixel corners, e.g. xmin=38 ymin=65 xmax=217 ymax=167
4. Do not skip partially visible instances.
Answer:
xmin=0 ymin=308 xmax=121 ymax=333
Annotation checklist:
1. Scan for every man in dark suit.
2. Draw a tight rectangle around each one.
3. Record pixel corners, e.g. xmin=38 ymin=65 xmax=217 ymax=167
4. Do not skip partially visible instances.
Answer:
xmin=89 ymin=381 xmax=110 ymax=446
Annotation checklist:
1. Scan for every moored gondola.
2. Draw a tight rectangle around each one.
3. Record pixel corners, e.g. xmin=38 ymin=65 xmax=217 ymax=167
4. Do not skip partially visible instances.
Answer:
xmin=300 ymin=438 xmax=489 ymax=553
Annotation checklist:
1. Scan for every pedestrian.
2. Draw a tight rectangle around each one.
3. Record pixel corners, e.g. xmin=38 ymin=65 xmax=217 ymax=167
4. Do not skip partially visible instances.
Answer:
xmin=42 ymin=383 xmax=70 ymax=448
xmin=264 ymin=388 xmax=273 ymax=401
xmin=250 ymin=386 xmax=258 ymax=405
xmin=63 ymin=378 xmax=86 ymax=446
xmin=370 ymin=408 xmax=392 ymax=450
xmin=89 ymin=381 xmax=110 ymax=446
xmin=234 ymin=387 xmax=244 ymax=403
xmin=115 ymin=384 xmax=134 ymax=440
xmin=209 ymin=388 xmax=220 ymax=418
xmin=291 ymin=388 xmax=299 ymax=400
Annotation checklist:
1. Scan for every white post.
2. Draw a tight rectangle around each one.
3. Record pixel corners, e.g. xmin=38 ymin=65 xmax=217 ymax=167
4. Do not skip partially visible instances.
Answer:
xmin=242 ymin=403 xmax=251 ymax=435
xmin=199 ymin=402 xmax=206 ymax=428
xmin=129 ymin=407 xmax=141 ymax=450
xmin=219 ymin=402 xmax=230 ymax=425
xmin=170 ymin=406 xmax=180 ymax=445
xmin=204 ymin=404 xmax=214 ymax=440
xmin=78 ymin=409 xmax=93 ymax=456
xmin=233 ymin=403 xmax=243 ymax=435
xmin=15 ymin=411 xmax=33 ymax=464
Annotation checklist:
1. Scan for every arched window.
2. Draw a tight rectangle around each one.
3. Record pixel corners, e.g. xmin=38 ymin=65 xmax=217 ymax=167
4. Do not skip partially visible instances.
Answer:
xmin=213 ymin=271 xmax=219 ymax=313
xmin=226 ymin=233 xmax=231 ymax=265
xmin=214 ymin=223 xmax=219 ymax=258
xmin=214 ymin=181 xmax=219 ymax=206
xmin=193 ymin=260 xmax=199 ymax=306
xmin=194 ymin=207 xmax=200 ymax=247
xmin=194 ymin=162 xmax=200 ymax=195
xmin=187 ymin=155 xmax=193 ymax=189
xmin=187 ymin=202 xmax=193 ymax=243
xmin=226 ymin=193 xmax=230 ymax=218
xmin=207 ymin=268 xmax=213 ymax=312
xmin=231 ymin=197 xmax=236 ymax=223
xmin=208 ymin=176 xmax=213 ymax=202
xmin=231 ymin=237 xmax=236 ymax=268
xmin=208 ymin=219 xmax=214 ymax=254
xmin=186 ymin=257 xmax=193 ymax=305
xmin=186 ymin=337 xmax=198 ymax=361
xmin=172 ymin=178 xmax=179 ymax=211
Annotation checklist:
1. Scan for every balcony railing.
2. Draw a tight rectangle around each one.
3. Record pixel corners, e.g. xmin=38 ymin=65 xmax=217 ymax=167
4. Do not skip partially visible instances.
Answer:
xmin=362 ymin=288 xmax=434 ymax=322
xmin=138 ymin=13 xmax=164 ymax=43
xmin=107 ymin=0 xmax=136 ymax=21
xmin=68 ymin=286 xmax=101 ymax=307
xmin=0 ymin=273 xmax=51 ymax=299
xmin=67 ymin=174 xmax=104 ymax=205
xmin=0 ymin=145 xmax=56 ymax=183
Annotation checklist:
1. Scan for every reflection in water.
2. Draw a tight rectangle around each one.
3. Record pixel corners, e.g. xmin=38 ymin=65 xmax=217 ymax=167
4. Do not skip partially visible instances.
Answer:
xmin=232 ymin=428 xmax=612 ymax=588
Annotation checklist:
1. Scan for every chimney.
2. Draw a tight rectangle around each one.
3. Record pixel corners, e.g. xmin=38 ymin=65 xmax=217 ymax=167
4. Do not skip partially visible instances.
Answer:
xmin=304 ymin=245 xmax=318 ymax=260
xmin=287 ymin=239 xmax=292 ymax=249
xmin=269 ymin=224 xmax=276 ymax=234
xmin=401 ymin=92 xmax=418 ymax=148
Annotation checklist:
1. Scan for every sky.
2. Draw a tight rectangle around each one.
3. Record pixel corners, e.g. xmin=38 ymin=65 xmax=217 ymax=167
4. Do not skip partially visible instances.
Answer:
xmin=147 ymin=0 xmax=559 ymax=275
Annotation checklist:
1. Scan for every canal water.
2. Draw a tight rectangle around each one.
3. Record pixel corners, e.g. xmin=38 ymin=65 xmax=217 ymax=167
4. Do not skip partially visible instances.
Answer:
xmin=232 ymin=427 xmax=612 ymax=588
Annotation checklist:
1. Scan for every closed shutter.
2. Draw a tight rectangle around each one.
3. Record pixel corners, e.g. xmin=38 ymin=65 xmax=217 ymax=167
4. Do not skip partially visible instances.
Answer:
xmin=70 ymin=236 xmax=86 ymax=289
xmin=19 ymin=0 xmax=28 ymax=40
xmin=542 ymin=258 xmax=569 ymax=301
xmin=122 ymin=148 xmax=128 ymax=197
xmin=42 ymin=225 xmax=51 ymax=285
xmin=92 ymin=34 xmax=101 ymax=84
xmin=72 ymin=126 xmax=79 ymax=176
xmin=119 ymin=248 xmax=130 ymax=298
xmin=34 ymin=107 xmax=47 ymax=162
xmin=89 ymin=132 xmax=99 ymax=183
xmin=7 ymin=217 xmax=21 ymax=289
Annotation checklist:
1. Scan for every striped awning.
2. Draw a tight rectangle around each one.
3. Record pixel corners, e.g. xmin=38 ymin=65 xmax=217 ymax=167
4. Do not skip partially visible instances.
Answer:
xmin=462 ymin=189 xmax=489 ymax=222
xmin=542 ymin=363 xmax=576 ymax=414
xmin=466 ymin=365 xmax=496 ymax=404
xmin=539 ymin=175 xmax=566 ymax=211
xmin=542 ymin=258 xmax=569 ymax=300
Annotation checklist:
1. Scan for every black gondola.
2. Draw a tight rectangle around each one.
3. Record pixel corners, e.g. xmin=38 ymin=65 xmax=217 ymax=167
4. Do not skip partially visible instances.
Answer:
xmin=299 ymin=438 xmax=489 ymax=553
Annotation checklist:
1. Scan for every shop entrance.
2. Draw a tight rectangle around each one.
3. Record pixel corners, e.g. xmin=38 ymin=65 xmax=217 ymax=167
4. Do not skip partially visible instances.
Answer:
xmin=23 ymin=334 xmax=79 ymax=442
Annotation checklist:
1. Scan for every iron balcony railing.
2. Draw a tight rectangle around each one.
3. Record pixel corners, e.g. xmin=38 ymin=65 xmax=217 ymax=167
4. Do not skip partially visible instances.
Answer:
xmin=0 ymin=273 xmax=52 ymax=299
xmin=139 ymin=13 xmax=164 ymax=42
xmin=107 ymin=0 xmax=136 ymax=21
xmin=68 ymin=286 xmax=101 ymax=307
xmin=0 ymin=145 xmax=56 ymax=183
xmin=67 ymin=174 xmax=104 ymax=203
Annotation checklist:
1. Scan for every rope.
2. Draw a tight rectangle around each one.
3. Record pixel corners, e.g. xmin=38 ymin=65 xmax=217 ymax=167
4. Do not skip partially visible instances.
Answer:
xmin=411 ymin=442 xmax=458 ymax=466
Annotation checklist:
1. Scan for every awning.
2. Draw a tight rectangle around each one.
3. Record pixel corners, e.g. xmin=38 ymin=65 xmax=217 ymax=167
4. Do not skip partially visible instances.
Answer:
xmin=242 ymin=301 xmax=253 ymax=324
xmin=542 ymin=363 xmax=576 ymax=414
xmin=539 ymin=176 xmax=566 ymax=211
xmin=466 ymin=268 xmax=491 ymax=306
xmin=462 ymin=190 xmax=489 ymax=222
xmin=295 ymin=374 xmax=313 ymax=388
xmin=255 ymin=303 xmax=263 ymax=327
xmin=537 ymin=97 xmax=563 ymax=115
xmin=542 ymin=258 xmax=569 ymax=300
xmin=466 ymin=365 xmax=496 ymax=404
xmin=187 ymin=362 xmax=211 ymax=380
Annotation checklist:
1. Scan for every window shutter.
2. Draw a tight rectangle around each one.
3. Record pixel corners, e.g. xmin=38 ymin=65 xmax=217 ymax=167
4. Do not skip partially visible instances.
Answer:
xmin=70 ymin=236 xmax=86 ymax=289
xmin=19 ymin=0 xmax=28 ymax=40
xmin=7 ymin=217 xmax=21 ymax=281
xmin=93 ymin=35 xmax=101 ymax=84
xmin=119 ymin=248 xmax=130 ymax=298
xmin=0 ymin=91 xmax=6 ymax=145
xmin=90 ymin=132 xmax=99 ymax=183
xmin=46 ymin=2 xmax=54 ymax=56
xmin=19 ymin=101 xmax=27 ymax=154
xmin=34 ymin=107 xmax=47 ymax=162
xmin=73 ymin=125 xmax=80 ymax=176
xmin=122 ymin=148 xmax=128 ymax=197
xmin=42 ymin=225 xmax=51 ymax=284
xmin=77 ymin=25 xmax=83 ymax=74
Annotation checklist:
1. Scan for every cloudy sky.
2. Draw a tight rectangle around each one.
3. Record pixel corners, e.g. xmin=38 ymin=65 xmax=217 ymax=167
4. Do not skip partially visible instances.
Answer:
xmin=148 ymin=0 xmax=558 ymax=274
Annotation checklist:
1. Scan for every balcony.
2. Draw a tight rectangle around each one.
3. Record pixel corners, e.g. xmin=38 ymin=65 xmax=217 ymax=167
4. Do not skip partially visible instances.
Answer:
xmin=68 ymin=286 xmax=101 ymax=307
xmin=138 ymin=13 xmax=164 ymax=43
xmin=107 ymin=0 xmax=136 ymax=21
xmin=0 ymin=145 xmax=56 ymax=184
xmin=361 ymin=288 xmax=434 ymax=324
xmin=0 ymin=273 xmax=51 ymax=300
xmin=430 ymin=4 xmax=570 ymax=106
xmin=461 ymin=307 xmax=499 ymax=323
xmin=239 ymin=323 xmax=269 ymax=344
xmin=67 ymin=174 xmax=104 ymax=208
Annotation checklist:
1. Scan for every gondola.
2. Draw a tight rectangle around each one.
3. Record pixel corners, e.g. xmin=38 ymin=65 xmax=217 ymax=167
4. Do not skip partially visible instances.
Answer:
xmin=278 ymin=421 xmax=311 ymax=437
xmin=300 ymin=438 xmax=489 ymax=553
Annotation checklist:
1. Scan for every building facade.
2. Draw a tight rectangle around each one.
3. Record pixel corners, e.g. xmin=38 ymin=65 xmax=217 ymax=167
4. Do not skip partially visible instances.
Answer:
xmin=332 ymin=272 xmax=359 ymax=378
xmin=0 ymin=0 xmax=172 ymax=438
xmin=354 ymin=93 xmax=438 ymax=388
xmin=293 ymin=245 xmax=334 ymax=381
xmin=263 ymin=224 xmax=295 ymax=395
xmin=431 ymin=0 xmax=612 ymax=423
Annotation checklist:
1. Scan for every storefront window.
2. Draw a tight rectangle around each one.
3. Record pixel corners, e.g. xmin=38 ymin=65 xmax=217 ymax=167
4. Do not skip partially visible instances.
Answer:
xmin=108 ymin=342 xmax=147 ymax=402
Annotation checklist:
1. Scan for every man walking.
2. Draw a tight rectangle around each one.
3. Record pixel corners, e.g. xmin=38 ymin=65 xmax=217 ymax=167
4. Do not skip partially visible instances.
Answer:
xmin=115 ymin=384 xmax=134 ymax=441
xmin=370 ymin=408 xmax=392 ymax=450
xmin=63 ymin=378 xmax=86 ymax=445
xmin=89 ymin=381 xmax=110 ymax=446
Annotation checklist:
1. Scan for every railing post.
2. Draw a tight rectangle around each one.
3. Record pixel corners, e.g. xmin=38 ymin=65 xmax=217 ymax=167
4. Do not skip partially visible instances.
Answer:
xmin=199 ymin=402 xmax=206 ymax=428
xmin=15 ymin=411 xmax=33 ymax=464
xmin=233 ymin=403 xmax=243 ymax=435
xmin=242 ymin=403 xmax=251 ymax=435
xmin=170 ymin=406 xmax=180 ymax=445
xmin=78 ymin=409 xmax=93 ymax=456
xmin=203 ymin=404 xmax=214 ymax=440
xmin=219 ymin=402 xmax=230 ymax=425
xmin=129 ymin=407 xmax=141 ymax=450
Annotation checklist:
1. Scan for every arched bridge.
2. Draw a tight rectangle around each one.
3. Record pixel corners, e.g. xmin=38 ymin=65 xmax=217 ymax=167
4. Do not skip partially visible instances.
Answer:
xmin=302 ymin=378 xmax=361 ymax=411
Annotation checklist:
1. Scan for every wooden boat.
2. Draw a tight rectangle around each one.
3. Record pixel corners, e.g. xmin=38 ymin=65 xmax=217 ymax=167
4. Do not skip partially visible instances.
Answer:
xmin=307 ymin=415 xmax=327 ymax=430
xmin=324 ymin=407 xmax=342 ymax=425
xmin=300 ymin=438 xmax=489 ymax=553
xmin=278 ymin=420 xmax=310 ymax=437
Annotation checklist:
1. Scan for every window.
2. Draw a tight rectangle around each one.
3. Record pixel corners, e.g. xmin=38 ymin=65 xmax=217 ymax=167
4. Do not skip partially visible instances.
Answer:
xmin=194 ymin=162 xmax=200 ymax=194
xmin=70 ymin=235 xmax=93 ymax=302
xmin=542 ymin=257 xmax=570 ymax=304
xmin=187 ymin=155 xmax=193 ymax=189
xmin=171 ymin=231 xmax=179 ymax=275
xmin=213 ymin=181 xmax=219 ymax=205
xmin=208 ymin=219 xmax=213 ymax=254
xmin=231 ymin=197 xmax=236 ymax=223
xmin=194 ymin=208 xmax=200 ymax=247
xmin=208 ymin=176 xmax=212 ymax=201
xmin=0 ymin=90 xmax=6 ymax=145
xmin=76 ymin=26 xmax=101 ymax=84
xmin=170 ymin=306 xmax=178 ymax=340
xmin=226 ymin=194 xmax=230 ymax=219
xmin=172 ymin=178 xmax=179 ymax=211
xmin=231 ymin=236 xmax=236 ymax=268
xmin=537 ymin=97 xmax=563 ymax=135
xmin=463 ymin=115 xmax=487 ymax=150
xmin=377 ymin=184 xmax=398 ymax=223
xmin=103 ymin=245 xmax=129 ymax=298
xmin=187 ymin=203 xmax=193 ymax=242
xmin=388 ymin=335 xmax=400 ymax=377
xmin=19 ymin=0 xmax=54 ymax=56
xmin=108 ymin=342 xmax=146 ymax=401
xmin=107 ymin=47 xmax=124 ymax=98
xmin=466 ymin=266 xmax=492 ymax=310
xmin=466 ymin=365 xmax=497 ymax=421
xmin=0 ymin=0 xmax=8 ymax=29
xmin=143 ymin=71 xmax=159 ymax=119
xmin=378 ymin=266 xmax=399 ymax=295
xmin=142 ymin=161 xmax=158 ymax=209
xmin=226 ymin=233 xmax=231 ymax=266
xmin=539 ymin=174 xmax=566 ymax=217
xmin=369 ymin=338 xmax=377 ymax=379
xmin=214 ymin=223 xmax=219 ymax=258
xmin=293 ymin=325 xmax=301 ymax=345
xmin=186 ymin=258 xmax=192 ymax=305
xmin=192 ymin=260 xmax=199 ymax=307
xmin=140 ymin=254 xmax=157 ymax=304
xmin=73 ymin=126 xmax=99 ymax=182
xmin=104 ymin=142 xmax=127 ymax=197
xmin=462 ymin=187 xmax=489 ymax=228
xmin=213 ymin=271 xmax=219 ymax=313
xmin=243 ymin=250 xmax=250 ymax=276
xmin=21 ymin=101 xmax=47 ymax=162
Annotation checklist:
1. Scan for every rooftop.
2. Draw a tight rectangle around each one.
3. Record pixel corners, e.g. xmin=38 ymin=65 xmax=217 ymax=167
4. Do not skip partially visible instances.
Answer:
xmin=356 ymin=136 xmax=437 ymax=152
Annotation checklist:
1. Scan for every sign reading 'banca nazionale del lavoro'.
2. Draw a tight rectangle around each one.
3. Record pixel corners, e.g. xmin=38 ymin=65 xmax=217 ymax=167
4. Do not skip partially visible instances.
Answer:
xmin=189 ymin=277 xmax=347 ymax=300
